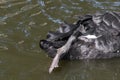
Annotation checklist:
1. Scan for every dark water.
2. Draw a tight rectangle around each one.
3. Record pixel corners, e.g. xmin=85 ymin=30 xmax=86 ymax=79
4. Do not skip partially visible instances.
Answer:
xmin=0 ymin=0 xmax=120 ymax=80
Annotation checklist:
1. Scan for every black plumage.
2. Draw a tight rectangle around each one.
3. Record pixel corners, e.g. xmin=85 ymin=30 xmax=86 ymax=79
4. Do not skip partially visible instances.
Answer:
xmin=39 ymin=12 xmax=120 ymax=73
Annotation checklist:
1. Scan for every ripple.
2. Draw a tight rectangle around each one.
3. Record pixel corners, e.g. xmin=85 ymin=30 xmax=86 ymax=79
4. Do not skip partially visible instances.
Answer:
xmin=0 ymin=21 xmax=6 ymax=25
xmin=37 ymin=0 xmax=45 ymax=7
xmin=0 ymin=1 xmax=29 ymax=8
xmin=40 ymin=9 xmax=63 ymax=24
xmin=0 ymin=33 xmax=8 ymax=38
xmin=0 ymin=0 xmax=120 ymax=80
xmin=40 ymin=22 xmax=48 ymax=26
xmin=0 ymin=46 xmax=8 ymax=50
xmin=0 ymin=0 xmax=16 ymax=4
xmin=0 ymin=4 xmax=39 ymax=22
xmin=86 ymin=0 xmax=120 ymax=10
xmin=30 ymin=11 xmax=41 ymax=17
xmin=18 ymin=40 xmax=24 ymax=44
xmin=20 ymin=4 xmax=39 ymax=11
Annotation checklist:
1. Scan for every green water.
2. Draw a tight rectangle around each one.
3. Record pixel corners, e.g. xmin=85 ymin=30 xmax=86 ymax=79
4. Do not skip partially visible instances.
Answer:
xmin=0 ymin=0 xmax=120 ymax=80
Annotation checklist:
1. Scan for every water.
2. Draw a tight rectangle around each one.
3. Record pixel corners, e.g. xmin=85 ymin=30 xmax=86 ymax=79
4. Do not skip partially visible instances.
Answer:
xmin=0 ymin=0 xmax=120 ymax=80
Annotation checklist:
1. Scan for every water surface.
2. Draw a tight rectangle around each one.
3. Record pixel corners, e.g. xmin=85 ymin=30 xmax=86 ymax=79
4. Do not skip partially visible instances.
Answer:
xmin=0 ymin=0 xmax=120 ymax=80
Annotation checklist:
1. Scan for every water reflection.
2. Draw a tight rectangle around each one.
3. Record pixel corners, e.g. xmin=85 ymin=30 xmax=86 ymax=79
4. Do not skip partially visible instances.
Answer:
xmin=0 ymin=0 xmax=120 ymax=80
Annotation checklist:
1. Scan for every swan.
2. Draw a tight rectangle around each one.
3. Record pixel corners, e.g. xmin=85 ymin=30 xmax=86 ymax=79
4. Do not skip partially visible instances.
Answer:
xmin=40 ymin=11 xmax=120 ymax=73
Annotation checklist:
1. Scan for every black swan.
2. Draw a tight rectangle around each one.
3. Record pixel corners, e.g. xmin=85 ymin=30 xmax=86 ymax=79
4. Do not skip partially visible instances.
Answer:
xmin=39 ymin=11 xmax=120 ymax=73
